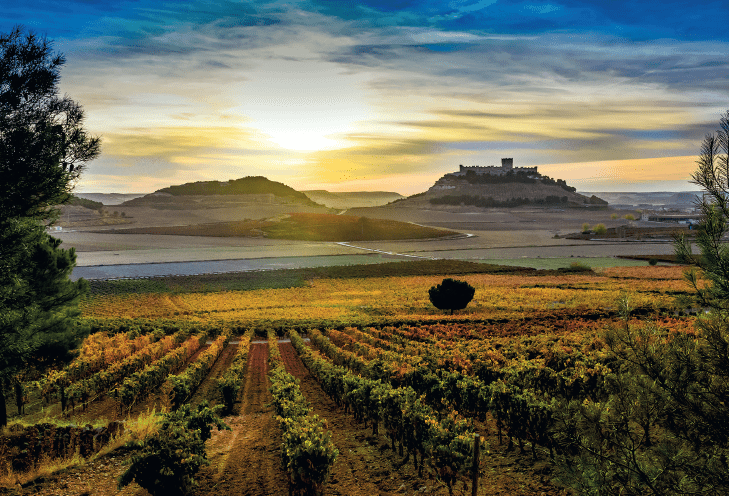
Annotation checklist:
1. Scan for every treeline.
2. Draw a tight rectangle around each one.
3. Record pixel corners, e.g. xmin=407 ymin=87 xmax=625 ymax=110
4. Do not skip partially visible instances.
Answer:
xmin=457 ymin=170 xmax=577 ymax=192
xmin=69 ymin=195 xmax=104 ymax=211
xmin=430 ymin=194 xmax=570 ymax=208
xmin=157 ymin=176 xmax=314 ymax=203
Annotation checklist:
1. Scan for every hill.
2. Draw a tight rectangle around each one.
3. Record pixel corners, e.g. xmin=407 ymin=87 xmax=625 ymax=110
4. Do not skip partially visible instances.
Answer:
xmin=158 ymin=176 xmax=311 ymax=200
xmin=302 ymin=190 xmax=405 ymax=209
xmin=69 ymin=195 xmax=104 ymax=211
xmin=93 ymin=212 xmax=459 ymax=241
xmin=581 ymin=191 xmax=702 ymax=208
xmin=122 ymin=176 xmax=321 ymax=209
xmin=392 ymin=167 xmax=605 ymax=209
xmin=74 ymin=193 xmax=146 ymax=205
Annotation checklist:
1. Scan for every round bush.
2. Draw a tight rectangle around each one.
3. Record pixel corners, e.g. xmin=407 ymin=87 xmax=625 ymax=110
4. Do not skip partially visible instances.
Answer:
xmin=428 ymin=278 xmax=475 ymax=315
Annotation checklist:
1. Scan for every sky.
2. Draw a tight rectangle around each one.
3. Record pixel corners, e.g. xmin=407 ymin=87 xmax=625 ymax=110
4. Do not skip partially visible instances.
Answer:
xmin=4 ymin=1 xmax=728 ymax=195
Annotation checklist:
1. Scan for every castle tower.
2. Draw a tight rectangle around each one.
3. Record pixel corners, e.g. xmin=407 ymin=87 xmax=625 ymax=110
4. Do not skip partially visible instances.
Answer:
xmin=501 ymin=158 xmax=513 ymax=171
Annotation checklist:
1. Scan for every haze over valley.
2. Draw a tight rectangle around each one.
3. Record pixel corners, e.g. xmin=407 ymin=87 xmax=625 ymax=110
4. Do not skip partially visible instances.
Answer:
xmin=59 ymin=169 xmax=699 ymax=281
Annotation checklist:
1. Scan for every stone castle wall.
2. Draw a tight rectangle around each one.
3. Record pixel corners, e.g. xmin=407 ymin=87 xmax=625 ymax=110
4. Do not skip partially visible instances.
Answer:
xmin=453 ymin=158 xmax=538 ymax=177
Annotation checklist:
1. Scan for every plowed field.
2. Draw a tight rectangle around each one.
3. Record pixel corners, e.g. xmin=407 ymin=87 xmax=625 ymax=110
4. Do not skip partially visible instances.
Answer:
xmin=278 ymin=341 xmax=569 ymax=496
xmin=11 ymin=337 xmax=575 ymax=496
xmin=196 ymin=341 xmax=288 ymax=495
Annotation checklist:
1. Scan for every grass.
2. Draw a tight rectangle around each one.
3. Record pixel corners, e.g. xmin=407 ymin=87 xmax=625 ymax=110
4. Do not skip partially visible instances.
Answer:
xmin=85 ymin=259 xmax=536 ymax=296
xmin=110 ymin=407 xmax=162 ymax=447
xmin=84 ymin=257 xmax=667 ymax=297
xmin=0 ymin=408 xmax=162 ymax=491
xmin=2 ymin=416 xmax=108 ymax=431
xmin=0 ymin=452 xmax=88 ymax=488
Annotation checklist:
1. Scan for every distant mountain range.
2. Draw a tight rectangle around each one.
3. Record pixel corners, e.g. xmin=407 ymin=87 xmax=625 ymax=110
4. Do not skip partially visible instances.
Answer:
xmin=75 ymin=174 xmax=705 ymax=212
xmin=302 ymin=190 xmax=405 ymax=209
xmin=76 ymin=177 xmax=404 ymax=210
xmin=75 ymin=192 xmax=146 ymax=205
xmin=579 ymin=191 xmax=703 ymax=208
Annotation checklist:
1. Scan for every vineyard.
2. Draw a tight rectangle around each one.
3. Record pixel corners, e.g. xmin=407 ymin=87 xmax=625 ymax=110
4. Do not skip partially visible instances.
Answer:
xmin=1 ymin=264 xmax=708 ymax=495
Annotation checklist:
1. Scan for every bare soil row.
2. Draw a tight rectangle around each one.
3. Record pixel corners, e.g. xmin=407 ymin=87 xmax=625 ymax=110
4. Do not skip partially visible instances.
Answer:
xmin=196 ymin=342 xmax=288 ymax=495
xmin=279 ymin=340 xmax=569 ymax=496
xmin=8 ymin=336 xmax=571 ymax=495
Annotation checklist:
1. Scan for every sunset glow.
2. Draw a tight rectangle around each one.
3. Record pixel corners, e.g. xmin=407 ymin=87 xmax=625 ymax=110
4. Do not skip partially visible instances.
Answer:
xmin=6 ymin=1 xmax=727 ymax=194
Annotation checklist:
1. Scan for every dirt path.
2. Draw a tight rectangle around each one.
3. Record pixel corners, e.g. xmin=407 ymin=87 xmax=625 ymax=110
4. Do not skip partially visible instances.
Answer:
xmin=189 ymin=340 xmax=240 ymax=408
xmin=278 ymin=341 xmax=431 ymax=495
xmin=196 ymin=342 xmax=289 ymax=496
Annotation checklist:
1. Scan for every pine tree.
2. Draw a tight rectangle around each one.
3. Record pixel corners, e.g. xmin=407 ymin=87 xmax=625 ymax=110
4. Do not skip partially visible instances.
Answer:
xmin=0 ymin=27 xmax=99 ymax=425
xmin=553 ymin=111 xmax=729 ymax=495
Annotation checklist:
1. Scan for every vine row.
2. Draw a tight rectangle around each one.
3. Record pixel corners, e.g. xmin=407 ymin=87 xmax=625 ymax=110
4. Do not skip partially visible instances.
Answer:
xmin=267 ymin=330 xmax=338 ymax=495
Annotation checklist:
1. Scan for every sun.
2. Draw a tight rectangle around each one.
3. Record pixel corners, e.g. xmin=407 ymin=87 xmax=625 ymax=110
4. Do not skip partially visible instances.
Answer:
xmin=265 ymin=129 xmax=342 ymax=152
xmin=235 ymin=58 xmax=372 ymax=154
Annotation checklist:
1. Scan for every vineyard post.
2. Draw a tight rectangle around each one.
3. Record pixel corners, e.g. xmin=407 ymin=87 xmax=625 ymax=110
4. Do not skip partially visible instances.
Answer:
xmin=472 ymin=433 xmax=480 ymax=496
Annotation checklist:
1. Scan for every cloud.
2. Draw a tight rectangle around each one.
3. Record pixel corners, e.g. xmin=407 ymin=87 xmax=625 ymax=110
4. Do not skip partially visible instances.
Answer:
xmin=6 ymin=1 xmax=727 ymax=194
xmin=83 ymin=123 xmax=307 ymax=192
xmin=98 ymin=125 xmax=281 ymax=172
xmin=303 ymin=135 xmax=444 ymax=185
xmin=539 ymin=155 xmax=699 ymax=191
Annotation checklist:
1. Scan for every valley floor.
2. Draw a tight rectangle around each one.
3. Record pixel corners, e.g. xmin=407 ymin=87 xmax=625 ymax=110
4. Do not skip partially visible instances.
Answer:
xmin=61 ymin=228 xmax=679 ymax=280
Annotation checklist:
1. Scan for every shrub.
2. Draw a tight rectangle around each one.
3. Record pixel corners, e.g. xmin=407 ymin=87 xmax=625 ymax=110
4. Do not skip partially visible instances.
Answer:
xmin=564 ymin=261 xmax=592 ymax=273
xmin=593 ymin=223 xmax=607 ymax=235
xmin=648 ymin=258 xmax=658 ymax=266
xmin=268 ymin=333 xmax=338 ymax=495
xmin=582 ymin=223 xmax=590 ymax=233
xmin=610 ymin=213 xmax=618 ymax=220
xmin=118 ymin=401 xmax=228 ymax=496
xmin=428 ymin=278 xmax=475 ymax=315
xmin=623 ymin=214 xmax=635 ymax=221
xmin=217 ymin=328 xmax=255 ymax=414
xmin=280 ymin=415 xmax=338 ymax=496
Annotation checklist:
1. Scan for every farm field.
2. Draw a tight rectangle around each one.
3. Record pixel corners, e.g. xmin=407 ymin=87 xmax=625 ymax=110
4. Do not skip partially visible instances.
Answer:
xmin=55 ymin=204 xmax=681 ymax=277
xmin=97 ymin=213 xmax=459 ymax=242
xmin=59 ymin=225 xmax=682 ymax=283
xmin=1 ymin=263 xmax=700 ymax=495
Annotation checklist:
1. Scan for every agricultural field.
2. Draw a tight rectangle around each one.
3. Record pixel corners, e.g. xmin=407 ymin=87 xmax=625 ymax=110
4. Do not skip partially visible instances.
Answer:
xmin=1 ymin=262 xmax=703 ymax=495
xmin=92 ymin=213 xmax=459 ymax=242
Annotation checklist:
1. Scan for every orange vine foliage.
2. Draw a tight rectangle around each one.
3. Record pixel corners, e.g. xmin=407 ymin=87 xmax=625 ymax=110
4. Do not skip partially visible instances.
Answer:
xmin=82 ymin=269 xmax=695 ymax=325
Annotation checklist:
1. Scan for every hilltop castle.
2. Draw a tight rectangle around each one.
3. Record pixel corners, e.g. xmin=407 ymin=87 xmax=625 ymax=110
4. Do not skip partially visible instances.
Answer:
xmin=424 ymin=156 xmax=604 ymax=206
xmin=452 ymin=158 xmax=539 ymax=177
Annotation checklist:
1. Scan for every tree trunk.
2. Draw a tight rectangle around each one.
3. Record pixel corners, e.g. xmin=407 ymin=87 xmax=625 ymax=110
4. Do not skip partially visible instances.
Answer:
xmin=60 ymin=386 xmax=67 ymax=413
xmin=0 ymin=387 xmax=6 ymax=427
xmin=15 ymin=380 xmax=24 ymax=415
